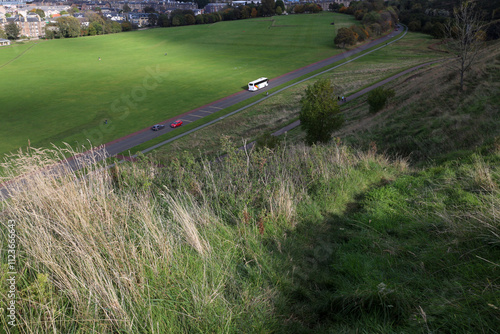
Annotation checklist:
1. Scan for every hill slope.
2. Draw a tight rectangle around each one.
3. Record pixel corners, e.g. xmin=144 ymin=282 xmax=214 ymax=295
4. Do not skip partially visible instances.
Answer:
xmin=337 ymin=40 xmax=500 ymax=164
xmin=0 ymin=34 xmax=499 ymax=334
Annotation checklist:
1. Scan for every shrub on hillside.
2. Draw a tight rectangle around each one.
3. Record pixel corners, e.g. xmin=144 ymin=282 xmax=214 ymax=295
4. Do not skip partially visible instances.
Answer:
xmin=255 ymin=132 xmax=281 ymax=150
xmin=408 ymin=20 xmax=422 ymax=32
xmin=350 ymin=24 xmax=368 ymax=42
xmin=367 ymin=87 xmax=395 ymax=114
xmin=300 ymin=79 xmax=344 ymax=144
xmin=334 ymin=27 xmax=356 ymax=48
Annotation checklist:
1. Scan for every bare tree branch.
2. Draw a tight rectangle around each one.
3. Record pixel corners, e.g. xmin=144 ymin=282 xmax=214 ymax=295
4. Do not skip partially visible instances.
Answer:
xmin=445 ymin=0 xmax=486 ymax=90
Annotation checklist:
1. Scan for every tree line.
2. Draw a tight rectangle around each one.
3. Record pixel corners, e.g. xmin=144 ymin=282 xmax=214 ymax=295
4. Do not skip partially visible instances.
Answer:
xmin=332 ymin=0 xmax=398 ymax=48
xmin=153 ymin=0 xmax=322 ymax=28
xmin=394 ymin=0 xmax=500 ymax=40
xmin=45 ymin=11 xmax=127 ymax=39
xmin=39 ymin=0 xmax=325 ymax=39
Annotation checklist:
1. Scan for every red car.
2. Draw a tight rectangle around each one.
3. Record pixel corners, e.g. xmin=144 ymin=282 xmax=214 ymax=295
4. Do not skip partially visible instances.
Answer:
xmin=170 ymin=120 xmax=183 ymax=128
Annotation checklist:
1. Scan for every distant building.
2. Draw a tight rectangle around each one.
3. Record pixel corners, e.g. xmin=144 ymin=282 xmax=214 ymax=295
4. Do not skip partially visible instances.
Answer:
xmin=231 ymin=0 xmax=261 ymax=5
xmin=204 ymin=2 xmax=227 ymax=13
xmin=0 ymin=14 xmax=46 ymax=38
xmin=0 ymin=38 xmax=10 ymax=46
xmin=285 ymin=0 xmax=351 ymax=7
xmin=158 ymin=1 xmax=197 ymax=11
xmin=127 ymin=12 xmax=156 ymax=27
xmin=0 ymin=0 xmax=26 ymax=5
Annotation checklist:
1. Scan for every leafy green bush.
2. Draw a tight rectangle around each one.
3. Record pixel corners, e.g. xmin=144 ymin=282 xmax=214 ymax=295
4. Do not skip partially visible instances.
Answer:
xmin=367 ymin=87 xmax=395 ymax=113
xmin=300 ymin=79 xmax=344 ymax=144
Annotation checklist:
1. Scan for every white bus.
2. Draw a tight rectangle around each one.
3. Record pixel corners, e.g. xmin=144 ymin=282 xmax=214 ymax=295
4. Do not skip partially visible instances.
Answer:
xmin=248 ymin=77 xmax=269 ymax=91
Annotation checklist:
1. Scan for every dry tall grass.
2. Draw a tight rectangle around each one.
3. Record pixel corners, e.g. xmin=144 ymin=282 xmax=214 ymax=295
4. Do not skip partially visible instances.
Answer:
xmin=1 ymin=146 xmax=171 ymax=332
xmin=0 ymin=139 xmax=409 ymax=332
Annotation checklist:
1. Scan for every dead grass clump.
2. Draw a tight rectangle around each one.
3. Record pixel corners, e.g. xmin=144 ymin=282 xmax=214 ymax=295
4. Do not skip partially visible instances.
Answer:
xmin=162 ymin=191 xmax=213 ymax=256
xmin=1 ymin=145 xmax=171 ymax=331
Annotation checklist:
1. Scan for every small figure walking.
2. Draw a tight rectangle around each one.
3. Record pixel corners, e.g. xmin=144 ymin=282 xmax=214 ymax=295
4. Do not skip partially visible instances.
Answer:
xmin=342 ymin=96 xmax=344 ymax=102
xmin=266 ymin=92 xmax=269 ymax=96
xmin=105 ymin=119 xmax=107 ymax=124
xmin=98 ymin=57 xmax=101 ymax=61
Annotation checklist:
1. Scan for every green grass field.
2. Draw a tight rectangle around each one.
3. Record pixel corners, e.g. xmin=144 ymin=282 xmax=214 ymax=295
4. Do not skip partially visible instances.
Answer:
xmin=0 ymin=13 xmax=356 ymax=157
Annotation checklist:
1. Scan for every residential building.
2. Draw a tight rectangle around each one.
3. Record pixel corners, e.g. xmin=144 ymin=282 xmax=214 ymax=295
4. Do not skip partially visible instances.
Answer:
xmin=0 ymin=38 xmax=10 ymax=46
xmin=127 ymin=12 xmax=156 ymax=27
xmin=1 ymin=14 xmax=46 ymax=38
xmin=204 ymin=2 xmax=227 ymax=13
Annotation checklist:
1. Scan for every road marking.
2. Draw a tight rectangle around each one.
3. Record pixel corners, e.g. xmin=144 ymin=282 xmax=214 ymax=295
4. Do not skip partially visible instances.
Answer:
xmin=188 ymin=114 xmax=204 ymax=118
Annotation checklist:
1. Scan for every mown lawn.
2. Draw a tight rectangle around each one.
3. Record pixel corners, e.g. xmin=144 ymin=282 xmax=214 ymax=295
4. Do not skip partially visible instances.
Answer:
xmin=0 ymin=12 xmax=355 ymax=156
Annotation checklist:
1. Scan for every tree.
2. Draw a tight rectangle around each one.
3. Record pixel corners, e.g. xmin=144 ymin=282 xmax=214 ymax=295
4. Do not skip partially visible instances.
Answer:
xmin=431 ymin=22 xmax=445 ymax=38
xmin=334 ymin=27 xmax=356 ymax=48
xmin=123 ymin=4 xmax=132 ymax=13
xmin=172 ymin=14 xmax=184 ymax=26
xmin=86 ymin=12 xmax=105 ymax=25
xmin=5 ymin=22 xmax=20 ymax=40
xmin=69 ymin=6 xmax=79 ymax=15
xmin=275 ymin=0 xmax=285 ymax=12
xmin=294 ymin=4 xmax=305 ymax=14
xmin=88 ymin=25 xmax=97 ymax=36
xmin=300 ymin=79 xmax=344 ymax=144
xmin=369 ymin=22 xmax=382 ymax=36
xmin=149 ymin=13 xmax=158 ymax=26
xmin=195 ymin=14 xmax=204 ymax=24
xmin=0 ymin=27 xmax=7 ymax=39
xmin=158 ymin=14 xmax=170 ymax=27
xmin=367 ymin=87 xmax=395 ymax=113
xmin=445 ymin=1 xmax=486 ymax=90
xmin=121 ymin=22 xmax=132 ymax=31
xmin=89 ymin=21 xmax=103 ymax=35
xmin=57 ymin=16 xmax=81 ymax=37
xmin=45 ymin=26 xmax=55 ymax=39
xmin=262 ymin=0 xmax=275 ymax=16
xmin=30 ymin=8 xmax=45 ymax=18
xmin=143 ymin=6 xmax=156 ymax=14
xmin=184 ymin=14 xmax=195 ymax=25
xmin=408 ymin=20 xmax=422 ymax=31
xmin=111 ymin=22 xmax=122 ymax=33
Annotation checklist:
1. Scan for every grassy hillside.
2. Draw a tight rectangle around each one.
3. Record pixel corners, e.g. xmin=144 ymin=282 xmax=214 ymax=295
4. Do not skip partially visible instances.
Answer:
xmin=1 ymin=29 xmax=499 ymax=334
xmin=0 ymin=12 xmax=355 ymax=157
xmin=1 ymin=136 xmax=498 ymax=333
xmin=335 ymin=39 xmax=500 ymax=164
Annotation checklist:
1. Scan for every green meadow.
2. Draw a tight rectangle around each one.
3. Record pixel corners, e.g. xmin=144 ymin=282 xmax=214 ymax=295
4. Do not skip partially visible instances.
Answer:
xmin=0 ymin=12 xmax=355 ymax=156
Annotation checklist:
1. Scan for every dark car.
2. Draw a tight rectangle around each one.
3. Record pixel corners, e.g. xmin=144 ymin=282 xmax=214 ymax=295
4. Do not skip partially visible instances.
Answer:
xmin=151 ymin=124 xmax=165 ymax=131
xmin=170 ymin=120 xmax=183 ymax=128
